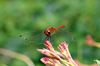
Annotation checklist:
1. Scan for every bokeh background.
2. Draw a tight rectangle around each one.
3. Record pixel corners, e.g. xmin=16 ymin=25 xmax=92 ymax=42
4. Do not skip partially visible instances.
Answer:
xmin=0 ymin=0 xmax=100 ymax=66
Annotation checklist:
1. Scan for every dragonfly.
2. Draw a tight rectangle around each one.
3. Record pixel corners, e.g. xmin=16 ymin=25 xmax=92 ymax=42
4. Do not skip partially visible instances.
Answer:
xmin=43 ymin=25 xmax=76 ymax=45
xmin=18 ymin=25 xmax=75 ymax=50
xmin=19 ymin=25 xmax=65 ymax=44
xmin=44 ymin=25 xmax=65 ymax=41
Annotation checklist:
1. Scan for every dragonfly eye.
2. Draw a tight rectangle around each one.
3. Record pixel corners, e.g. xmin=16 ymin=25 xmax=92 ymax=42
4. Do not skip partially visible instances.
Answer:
xmin=48 ymin=31 xmax=51 ymax=35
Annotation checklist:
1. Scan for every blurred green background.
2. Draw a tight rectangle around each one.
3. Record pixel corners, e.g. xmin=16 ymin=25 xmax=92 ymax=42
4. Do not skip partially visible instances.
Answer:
xmin=0 ymin=0 xmax=100 ymax=66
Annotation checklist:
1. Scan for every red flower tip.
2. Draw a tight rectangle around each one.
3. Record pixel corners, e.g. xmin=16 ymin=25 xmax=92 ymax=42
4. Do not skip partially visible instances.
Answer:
xmin=45 ymin=40 xmax=51 ymax=45
xmin=44 ymin=40 xmax=54 ymax=51
xmin=42 ymin=57 xmax=49 ymax=61
xmin=60 ymin=42 xmax=68 ymax=49
xmin=41 ymin=57 xmax=50 ymax=64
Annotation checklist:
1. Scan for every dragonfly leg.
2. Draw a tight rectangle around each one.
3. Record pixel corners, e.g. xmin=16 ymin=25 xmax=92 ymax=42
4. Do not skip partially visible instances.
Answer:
xmin=45 ymin=36 xmax=51 ymax=41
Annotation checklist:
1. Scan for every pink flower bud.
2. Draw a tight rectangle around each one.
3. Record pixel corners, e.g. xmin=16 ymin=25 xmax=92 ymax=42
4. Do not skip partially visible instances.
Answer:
xmin=44 ymin=40 xmax=54 ymax=51
xmin=41 ymin=57 xmax=51 ymax=65
xmin=38 ymin=40 xmax=78 ymax=66
xmin=37 ymin=49 xmax=53 ymax=57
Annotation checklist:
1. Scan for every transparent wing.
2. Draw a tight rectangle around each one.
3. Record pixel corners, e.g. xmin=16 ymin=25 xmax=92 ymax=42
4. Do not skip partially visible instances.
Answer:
xmin=50 ymin=28 xmax=76 ymax=45
xmin=18 ymin=30 xmax=46 ymax=51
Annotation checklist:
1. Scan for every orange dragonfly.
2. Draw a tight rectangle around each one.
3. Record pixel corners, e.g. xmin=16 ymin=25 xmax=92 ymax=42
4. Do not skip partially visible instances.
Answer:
xmin=19 ymin=25 xmax=65 ymax=42
xmin=44 ymin=25 xmax=65 ymax=41
xmin=19 ymin=25 xmax=75 ymax=50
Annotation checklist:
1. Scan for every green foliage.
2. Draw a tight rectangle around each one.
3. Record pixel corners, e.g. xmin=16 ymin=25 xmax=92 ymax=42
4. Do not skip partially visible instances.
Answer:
xmin=0 ymin=0 xmax=100 ymax=66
